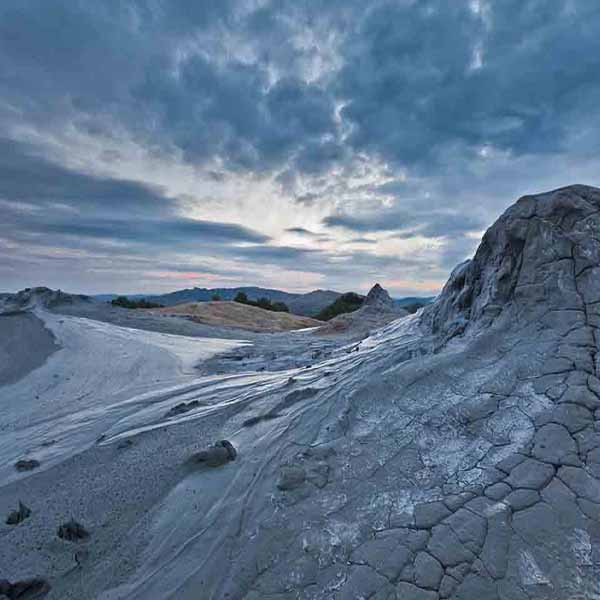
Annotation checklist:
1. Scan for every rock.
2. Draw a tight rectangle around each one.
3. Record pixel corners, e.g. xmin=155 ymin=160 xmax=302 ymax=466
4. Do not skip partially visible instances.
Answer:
xmin=414 ymin=500 xmax=451 ymax=529
xmin=444 ymin=492 xmax=474 ymax=511
xmin=558 ymin=465 xmax=600 ymax=503
xmin=319 ymin=283 xmax=408 ymax=335
xmin=6 ymin=501 xmax=31 ymax=525
xmin=242 ymin=413 xmax=279 ymax=427
xmin=335 ymin=565 xmax=390 ymax=600
xmin=277 ymin=466 xmax=306 ymax=491
xmin=505 ymin=458 xmax=555 ymax=490
xmin=14 ymin=459 xmax=40 ymax=472
xmin=191 ymin=440 xmax=237 ymax=467
xmin=74 ymin=548 xmax=90 ymax=567
xmin=505 ymin=489 xmax=540 ymax=511
xmin=164 ymin=400 xmax=200 ymax=418
xmin=350 ymin=534 xmax=412 ymax=581
xmin=363 ymin=283 xmax=398 ymax=311
xmin=479 ymin=507 xmax=511 ymax=580
xmin=548 ymin=402 xmax=593 ymax=432
xmin=414 ymin=551 xmax=443 ymax=589
xmin=395 ymin=582 xmax=438 ymax=600
xmin=439 ymin=574 xmax=460 ymax=598
xmin=532 ymin=424 xmax=580 ymax=465
xmin=421 ymin=185 xmax=600 ymax=343
xmin=484 ymin=482 xmax=511 ymax=501
xmin=0 ymin=578 xmax=50 ymax=598
xmin=427 ymin=524 xmax=474 ymax=567
xmin=57 ymin=519 xmax=90 ymax=542
xmin=444 ymin=508 xmax=486 ymax=554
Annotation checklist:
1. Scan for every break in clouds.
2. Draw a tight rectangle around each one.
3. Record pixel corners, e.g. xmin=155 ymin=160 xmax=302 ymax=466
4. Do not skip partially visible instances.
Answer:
xmin=1 ymin=0 xmax=600 ymax=294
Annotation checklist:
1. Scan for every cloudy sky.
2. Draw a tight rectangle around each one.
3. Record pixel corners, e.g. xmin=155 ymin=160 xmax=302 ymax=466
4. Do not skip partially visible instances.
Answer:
xmin=1 ymin=0 xmax=600 ymax=296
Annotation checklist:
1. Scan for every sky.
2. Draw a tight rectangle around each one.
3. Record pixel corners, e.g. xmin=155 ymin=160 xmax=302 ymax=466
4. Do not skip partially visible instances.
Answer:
xmin=1 ymin=0 xmax=600 ymax=296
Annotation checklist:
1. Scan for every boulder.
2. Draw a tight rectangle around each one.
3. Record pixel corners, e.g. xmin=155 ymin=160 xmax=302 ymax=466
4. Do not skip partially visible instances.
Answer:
xmin=0 ymin=578 xmax=50 ymax=599
xmin=6 ymin=501 xmax=31 ymax=525
xmin=14 ymin=459 xmax=40 ymax=472
xmin=57 ymin=519 xmax=90 ymax=542
xmin=191 ymin=440 xmax=237 ymax=467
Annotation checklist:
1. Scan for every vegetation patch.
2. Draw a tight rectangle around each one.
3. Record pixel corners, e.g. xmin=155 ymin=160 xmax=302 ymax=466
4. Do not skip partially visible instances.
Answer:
xmin=315 ymin=292 xmax=364 ymax=321
xmin=233 ymin=292 xmax=289 ymax=313
xmin=111 ymin=296 xmax=164 ymax=309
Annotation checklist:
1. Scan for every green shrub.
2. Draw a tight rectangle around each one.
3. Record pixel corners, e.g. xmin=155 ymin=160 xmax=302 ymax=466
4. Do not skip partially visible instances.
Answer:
xmin=111 ymin=296 xmax=164 ymax=309
xmin=271 ymin=301 xmax=290 ymax=313
xmin=315 ymin=292 xmax=363 ymax=321
xmin=233 ymin=293 xmax=289 ymax=313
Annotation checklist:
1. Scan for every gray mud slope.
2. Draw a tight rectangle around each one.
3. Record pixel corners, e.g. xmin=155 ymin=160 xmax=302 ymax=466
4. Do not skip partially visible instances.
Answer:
xmin=100 ymin=184 xmax=600 ymax=599
xmin=0 ymin=313 xmax=58 ymax=386
xmin=4 ymin=185 xmax=600 ymax=600
xmin=180 ymin=184 xmax=600 ymax=600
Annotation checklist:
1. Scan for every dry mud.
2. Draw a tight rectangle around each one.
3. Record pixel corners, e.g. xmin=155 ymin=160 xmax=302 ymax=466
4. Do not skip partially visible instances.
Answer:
xmin=3 ymin=186 xmax=600 ymax=599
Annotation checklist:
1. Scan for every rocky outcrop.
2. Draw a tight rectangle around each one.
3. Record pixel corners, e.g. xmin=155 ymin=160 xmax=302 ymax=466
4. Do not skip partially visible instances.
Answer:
xmin=320 ymin=283 xmax=408 ymax=336
xmin=0 ymin=287 xmax=90 ymax=314
xmin=7 ymin=186 xmax=600 ymax=600
xmin=422 ymin=184 xmax=600 ymax=344
xmin=200 ymin=186 xmax=600 ymax=599
xmin=363 ymin=283 xmax=398 ymax=311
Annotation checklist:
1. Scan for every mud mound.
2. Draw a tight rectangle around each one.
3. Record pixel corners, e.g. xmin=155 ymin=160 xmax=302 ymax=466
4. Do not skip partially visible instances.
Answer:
xmin=6 ymin=186 xmax=600 ymax=600
xmin=422 ymin=184 xmax=600 ymax=344
xmin=319 ymin=283 xmax=408 ymax=336
xmin=0 ymin=287 xmax=90 ymax=314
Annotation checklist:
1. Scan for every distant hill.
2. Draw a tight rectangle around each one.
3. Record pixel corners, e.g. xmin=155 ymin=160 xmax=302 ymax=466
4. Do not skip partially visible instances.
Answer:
xmin=394 ymin=296 xmax=436 ymax=313
xmin=151 ymin=301 xmax=321 ymax=332
xmin=93 ymin=287 xmax=436 ymax=317
xmin=94 ymin=287 xmax=342 ymax=317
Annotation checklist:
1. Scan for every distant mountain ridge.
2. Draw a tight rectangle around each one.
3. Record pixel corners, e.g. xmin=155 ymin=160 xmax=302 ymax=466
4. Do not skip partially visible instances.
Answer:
xmin=93 ymin=287 xmax=435 ymax=317
xmin=95 ymin=287 xmax=342 ymax=317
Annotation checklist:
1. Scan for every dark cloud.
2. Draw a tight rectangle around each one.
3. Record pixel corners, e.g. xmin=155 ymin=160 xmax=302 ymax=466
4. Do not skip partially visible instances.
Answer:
xmin=6 ymin=213 xmax=268 ymax=246
xmin=337 ymin=1 xmax=600 ymax=166
xmin=0 ymin=1 xmax=342 ymax=174
xmin=2 ymin=0 xmax=600 ymax=294
xmin=284 ymin=227 xmax=331 ymax=242
xmin=0 ymin=138 xmax=269 ymax=252
xmin=323 ymin=208 xmax=484 ymax=239
xmin=3 ymin=0 xmax=600 ymax=175
xmin=350 ymin=238 xmax=377 ymax=244
xmin=236 ymin=244 xmax=318 ymax=263
xmin=285 ymin=227 xmax=315 ymax=236
xmin=0 ymin=139 xmax=170 ymax=216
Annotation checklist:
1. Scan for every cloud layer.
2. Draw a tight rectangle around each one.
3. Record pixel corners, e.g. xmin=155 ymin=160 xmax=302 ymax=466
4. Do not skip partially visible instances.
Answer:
xmin=1 ymin=1 xmax=600 ymax=295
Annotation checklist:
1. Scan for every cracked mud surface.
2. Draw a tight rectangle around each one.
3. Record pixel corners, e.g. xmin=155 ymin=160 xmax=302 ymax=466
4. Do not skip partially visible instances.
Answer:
xmin=3 ymin=185 xmax=600 ymax=599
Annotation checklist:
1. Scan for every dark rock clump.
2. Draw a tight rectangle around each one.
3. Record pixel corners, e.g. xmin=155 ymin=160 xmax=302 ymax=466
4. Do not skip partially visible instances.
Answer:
xmin=0 ymin=578 xmax=50 ymax=599
xmin=57 ymin=519 xmax=90 ymax=542
xmin=6 ymin=501 xmax=31 ymax=525
xmin=191 ymin=440 xmax=237 ymax=467
xmin=165 ymin=400 xmax=201 ymax=418
xmin=14 ymin=459 xmax=40 ymax=472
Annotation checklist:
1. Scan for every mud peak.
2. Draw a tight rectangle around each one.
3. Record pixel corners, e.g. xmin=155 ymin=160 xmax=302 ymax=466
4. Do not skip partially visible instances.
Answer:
xmin=363 ymin=283 xmax=396 ymax=310
xmin=422 ymin=184 xmax=600 ymax=342
xmin=1 ymin=287 xmax=90 ymax=313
